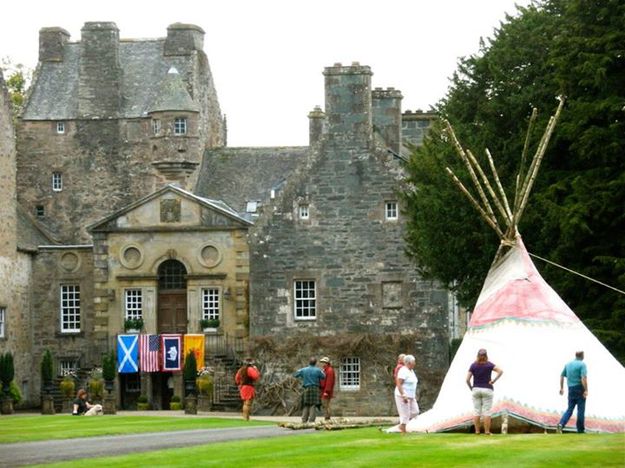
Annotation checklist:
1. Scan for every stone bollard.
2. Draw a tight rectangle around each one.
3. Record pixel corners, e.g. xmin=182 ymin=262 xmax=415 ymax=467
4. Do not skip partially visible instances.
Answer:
xmin=184 ymin=395 xmax=197 ymax=415
xmin=41 ymin=395 xmax=55 ymax=415
xmin=0 ymin=397 xmax=14 ymax=415
xmin=103 ymin=395 xmax=116 ymax=415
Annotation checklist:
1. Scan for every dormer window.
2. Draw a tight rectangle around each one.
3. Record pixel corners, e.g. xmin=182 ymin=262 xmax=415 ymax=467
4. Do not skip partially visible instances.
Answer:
xmin=174 ymin=117 xmax=187 ymax=135
xmin=56 ymin=122 xmax=65 ymax=134
xmin=152 ymin=119 xmax=161 ymax=135
xmin=299 ymin=204 xmax=310 ymax=220
xmin=52 ymin=172 xmax=63 ymax=192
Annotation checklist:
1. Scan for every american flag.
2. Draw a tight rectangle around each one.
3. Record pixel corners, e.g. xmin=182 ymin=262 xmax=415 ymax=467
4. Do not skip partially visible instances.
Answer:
xmin=140 ymin=334 xmax=160 ymax=372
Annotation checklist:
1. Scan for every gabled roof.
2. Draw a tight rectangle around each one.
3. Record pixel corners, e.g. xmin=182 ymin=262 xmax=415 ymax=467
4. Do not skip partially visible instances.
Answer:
xmin=88 ymin=184 xmax=252 ymax=232
xmin=16 ymin=203 xmax=56 ymax=250
xmin=22 ymin=40 xmax=200 ymax=120
xmin=195 ymin=146 xmax=308 ymax=213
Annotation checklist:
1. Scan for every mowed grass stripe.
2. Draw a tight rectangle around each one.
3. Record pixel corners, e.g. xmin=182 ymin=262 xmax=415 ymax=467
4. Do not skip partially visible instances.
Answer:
xmin=0 ymin=415 xmax=271 ymax=443
xmin=32 ymin=428 xmax=625 ymax=468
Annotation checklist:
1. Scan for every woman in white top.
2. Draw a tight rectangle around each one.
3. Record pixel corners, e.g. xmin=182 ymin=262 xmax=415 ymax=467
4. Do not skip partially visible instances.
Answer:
xmin=394 ymin=354 xmax=419 ymax=433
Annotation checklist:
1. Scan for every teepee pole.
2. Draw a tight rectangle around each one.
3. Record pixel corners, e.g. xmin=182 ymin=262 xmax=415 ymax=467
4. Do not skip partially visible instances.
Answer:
xmin=466 ymin=148 xmax=512 ymax=226
xmin=514 ymin=108 xmax=538 ymax=214
xmin=515 ymin=98 xmax=565 ymax=225
xmin=445 ymin=121 xmax=499 ymax=230
xmin=446 ymin=167 xmax=505 ymax=239
xmin=485 ymin=148 xmax=514 ymax=223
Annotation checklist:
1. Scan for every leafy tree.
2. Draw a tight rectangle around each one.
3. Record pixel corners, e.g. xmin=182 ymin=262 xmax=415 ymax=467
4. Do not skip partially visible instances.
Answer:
xmin=402 ymin=0 xmax=625 ymax=362
xmin=1 ymin=57 xmax=31 ymax=116
xmin=41 ymin=350 xmax=54 ymax=385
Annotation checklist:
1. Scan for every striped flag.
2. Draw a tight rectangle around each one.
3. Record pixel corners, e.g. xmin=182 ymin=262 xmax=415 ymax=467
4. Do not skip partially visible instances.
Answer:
xmin=140 ymin=334 xmax=160 ymax=372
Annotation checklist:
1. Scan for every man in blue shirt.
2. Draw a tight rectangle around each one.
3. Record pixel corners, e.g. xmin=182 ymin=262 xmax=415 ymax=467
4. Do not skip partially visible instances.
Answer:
xmin=557 ymin=351 xmax=588 ymax=433
xmin=294 ymin=357 xmax=326 ymax=423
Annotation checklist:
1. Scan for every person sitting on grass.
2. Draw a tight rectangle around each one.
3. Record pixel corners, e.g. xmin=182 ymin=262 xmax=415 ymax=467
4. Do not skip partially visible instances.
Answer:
xmin=72 ymin=388 xmax=103 ymax=416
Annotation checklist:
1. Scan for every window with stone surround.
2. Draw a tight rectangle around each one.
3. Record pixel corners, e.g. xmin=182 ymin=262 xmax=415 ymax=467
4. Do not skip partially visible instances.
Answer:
xmin=60 ymin=284 xmax=80 ymax=333
xmin=340 ymin=357 xmax=360 ymax=391
xmin=59 ymin=359 xmax=78 ymax=377
xmin=382 ymin=281 xmax=402 ymax=309
xmin=124 ymin=289 xmax=143 ymax=320
xmin=56 ymin=121 xmax=65 ymax=134
xmin=52 ymin=172 xmax=63 ymax=192
xmin=35 ymin=205 xmax=45 ymax=217
xmin=298 ymin=204 xmax=309 ymax=220
xmin=294 ymin=280 xmax=316 ymax=320
xmin=385 ymin=201 xmax=398 ymax=221
xmin=201 ymin=288 xmax=220 ymax=321
xmin=0 ymin=307 xmax=5 ymax=338
xmin=152 ymin=119 xmax=161 ymax=135
xmin=174 ymin=117 xmax=187 ymax=135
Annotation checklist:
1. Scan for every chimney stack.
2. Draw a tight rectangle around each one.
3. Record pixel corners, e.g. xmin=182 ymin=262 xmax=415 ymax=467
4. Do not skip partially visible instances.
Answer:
xmin=38 ymin=27 xmax=70 ymax=62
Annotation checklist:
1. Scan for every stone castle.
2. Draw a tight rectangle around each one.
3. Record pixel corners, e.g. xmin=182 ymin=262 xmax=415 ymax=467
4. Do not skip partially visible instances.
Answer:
xmin=0 ymin=22 xmax=452 ymax=415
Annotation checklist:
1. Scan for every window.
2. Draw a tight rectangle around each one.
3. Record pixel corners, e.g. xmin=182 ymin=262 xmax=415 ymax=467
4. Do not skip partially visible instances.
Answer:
xmin=340 ymin=357 xmax=361 ymax=390
xmin=174 ymin=117 xmax=187 ymax=135
xmin=35 ymin=205 xmax=45 ymax=217
xmin=124 ymin=289 xmax=143 ymax=320
xmin=294 ymin=280 xmax=316 ymax=319
xmin=59 ymin=359 xmax=78 ymax=377
xmin=299 ymin=204 xmax=309 ymax=220
xmin=56 ymin=121 xmax=65 ymax=134
xmin=152 ymin=119 xmax=161 ymax=135
xmin=0 ymin=307 xmax=5 ymax=338
xmin=385 ymin=201 xmax=398 ymax=220
xmin=202 ymin=288 xmax=220 ymax=320
xmin=60 ymin=284 xmax=80 ymax=333
xmin=52 ymin=172 xmax=63 ymax=192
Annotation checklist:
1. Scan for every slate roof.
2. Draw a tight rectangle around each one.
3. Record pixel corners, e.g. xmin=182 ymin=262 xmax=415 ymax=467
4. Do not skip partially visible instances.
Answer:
xmin=16 ymin=204 xmax=55 ymax=250
xmin=22 ymin=40 xmax=198 ymax=120
xmin=148 ymin=67 xmax=199 ymax=113
xmin=194 ymin=146 xmax=309 ymax=214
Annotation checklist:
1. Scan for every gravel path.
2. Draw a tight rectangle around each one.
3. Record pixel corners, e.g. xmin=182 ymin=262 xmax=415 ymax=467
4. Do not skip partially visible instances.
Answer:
xmin=0 ymin=425 xmax=313 ymax=466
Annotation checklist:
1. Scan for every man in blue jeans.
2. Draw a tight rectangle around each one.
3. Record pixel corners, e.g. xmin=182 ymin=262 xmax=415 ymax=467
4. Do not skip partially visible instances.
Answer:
xmin=557 ymin=351 xmax=588 ymax=433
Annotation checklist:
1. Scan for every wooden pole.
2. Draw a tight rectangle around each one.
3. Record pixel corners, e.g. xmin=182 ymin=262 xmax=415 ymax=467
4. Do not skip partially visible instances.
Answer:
xmin=485 ymin=148 xmax=514 ymax=223
xmin=514 ymin=108 xmax=538 ymax=214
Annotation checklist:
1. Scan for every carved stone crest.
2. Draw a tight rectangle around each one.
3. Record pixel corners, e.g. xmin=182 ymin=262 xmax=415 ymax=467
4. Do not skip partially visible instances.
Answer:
xmin=160 ymin=199 xmax=181 ymax=223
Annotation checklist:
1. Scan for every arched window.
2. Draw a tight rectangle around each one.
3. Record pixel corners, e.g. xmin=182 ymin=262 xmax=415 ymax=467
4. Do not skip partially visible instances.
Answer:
xmin=158 ymin=260 xmax=187 ymax=290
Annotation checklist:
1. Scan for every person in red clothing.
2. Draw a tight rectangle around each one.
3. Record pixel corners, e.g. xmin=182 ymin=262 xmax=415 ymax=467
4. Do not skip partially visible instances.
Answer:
xmin=235 ymin=357 xmax=261 ymax=421
xmin=319 ymin=356 xmax=335 ymax=421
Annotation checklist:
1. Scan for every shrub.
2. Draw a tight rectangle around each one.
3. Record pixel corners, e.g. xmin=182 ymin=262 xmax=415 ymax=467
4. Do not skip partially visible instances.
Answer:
xmin=41 ymin=350 xmax=53 ymax=384
xmin=9 ymin=381 xmax=21 ymax=404
xmin=200 ymin=318 xmax=220 ymax=329
xmin=59 ymin=376 xmax=75 ymax=399
xmin=170 ymin=395 xmax=181 ymax=403
xmin=124 ymin=317 xmax=144 ymax=331
xmin=102 ymin=352 xmax=116 ymax=382
xmin=0 ymin=352 xmax=15 ymax=392
xmin=137 ymin=394 xmax=148 ymax=404
xmin=170 ymin=401 xmax=183 ymax=410
xmin=183 ymin=351 xmax=198 ymax=382
xmin=196 ymin=375 xmax=213 ymax=396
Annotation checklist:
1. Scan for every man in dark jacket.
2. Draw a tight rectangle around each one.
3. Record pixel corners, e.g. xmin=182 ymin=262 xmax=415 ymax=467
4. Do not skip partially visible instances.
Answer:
xmin=319 ymin=356 xmax=336 ymax=421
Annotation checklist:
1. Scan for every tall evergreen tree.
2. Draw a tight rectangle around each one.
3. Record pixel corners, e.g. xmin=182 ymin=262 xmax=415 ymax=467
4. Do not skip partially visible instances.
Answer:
xmin=402 ymin=0 xmax=625 ymax=362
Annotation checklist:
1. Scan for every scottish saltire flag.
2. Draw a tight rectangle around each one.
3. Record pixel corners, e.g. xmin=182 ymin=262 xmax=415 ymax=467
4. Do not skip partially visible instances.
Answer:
xmin=161 ymin=334 xmax=181 ymax=371
xmin=117 ymin=334 xmax=139 ymax=373
xmin=183 ymin=334 xmax=205 ymax=370
xmin=140 ymin=334 xmax=160 ymax=372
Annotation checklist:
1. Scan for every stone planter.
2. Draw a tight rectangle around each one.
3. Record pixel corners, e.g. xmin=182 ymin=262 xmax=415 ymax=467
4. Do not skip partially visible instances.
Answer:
xmin=203 ymin=327 xmax=218 ymax=334
xmin=137 ymin=402 xmax=150 ymax=411
xmin=184 ymin=395 xmax=197 ymax=415
xmin=41 ymin=395 xmax=55 ymax=415
xmin=1 ymin=396 xmax=14 ymax=415
xmin=62 ymin=399 xmax=73 ymax=414
xmin=104 ymin=395 xmax=116 ymax=415
xmin=197 ymin=394 xmax=212 ymax=412
xmin=125 ymin=329 xmax=140 ymax=334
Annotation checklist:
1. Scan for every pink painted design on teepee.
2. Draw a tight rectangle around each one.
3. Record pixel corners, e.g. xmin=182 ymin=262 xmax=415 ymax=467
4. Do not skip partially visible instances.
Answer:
xmin=470 ymin=238 xmax=580 ymax=328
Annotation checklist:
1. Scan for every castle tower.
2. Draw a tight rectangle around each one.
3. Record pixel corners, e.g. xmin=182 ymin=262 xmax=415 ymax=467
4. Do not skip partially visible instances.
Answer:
xmin=148 ymin=67 xmax=201 ymax=190
xmin=0 ymin=72 xmax=16 ymax=258
xmin=372 ymin=87 xmax=403 ymax=154
xmin=164 ymin=23 xmax=205 ymax=56
xmin=38 ymin=27 xmax=70 ymax=62
xmin=307 ymin=105 xmax=326 ymax=146
xmin=78 ymin=22 xmax=121 ymax=118
xmin=323 ymin=62 xmax=373 ymax=148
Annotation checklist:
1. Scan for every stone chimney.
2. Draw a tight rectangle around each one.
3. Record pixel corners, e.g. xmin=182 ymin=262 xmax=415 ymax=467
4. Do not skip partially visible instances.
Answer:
xmin=323 ymin=62 xmax=373 ymax=148
xmin=164 ymin=23 xmax=205 ymax=56
xmin=38 ymin=27 xmax=70 ymax=62
xmin=372 ymin=87 xmax=403 ymax=154
xmin=78 ymin=22 xmax=121 ymax=118
xmin=307 ymin=106 xmax=326 ymax=146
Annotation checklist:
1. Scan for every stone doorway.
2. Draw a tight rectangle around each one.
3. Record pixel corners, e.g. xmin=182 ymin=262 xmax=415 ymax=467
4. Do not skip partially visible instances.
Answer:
xmin=157 ymin=259 xmax=187 ymax=334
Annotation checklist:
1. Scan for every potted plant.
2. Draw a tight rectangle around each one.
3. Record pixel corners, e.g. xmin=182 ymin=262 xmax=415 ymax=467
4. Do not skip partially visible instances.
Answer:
xmin=196 ymin=367 xmax=213 ymax=411
xmin=136 ymin=394 xmax=150 ymax=411
xmin=40 ymin=350 xmax=55 ymax=414
xmin=124 ymin=317 xmax=144 ymax=333
xmin=88 ymin=367 xmax=104 ymax=402
xmin=200 ymin=318 xmax=220 ymax=333
xmin=0 ymin=352 xmax=15 ymax=414
xmin=102 ymin=351 xmax=116 ymax=393
xmin=183 ymin=351 xmax=198 ymax=415
xmin=59 ymin=371 xmax=76 ymax=413
xmin=169 ymin=395 xmax=182 ymax=411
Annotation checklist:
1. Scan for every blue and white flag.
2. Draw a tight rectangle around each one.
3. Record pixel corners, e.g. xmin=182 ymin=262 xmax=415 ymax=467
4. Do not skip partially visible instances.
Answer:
xmin=161 ymin=334 xmax=181 ymax=371
xmin=117 ymin=334 xmax=139 ymax=373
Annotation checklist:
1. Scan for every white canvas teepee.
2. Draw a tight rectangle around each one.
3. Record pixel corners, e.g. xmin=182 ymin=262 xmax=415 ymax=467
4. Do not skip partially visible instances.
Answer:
xmin=408 ymin=236 xmax=625 ymax=433
xmin=402 ymin=99 xmax=625 ymax=433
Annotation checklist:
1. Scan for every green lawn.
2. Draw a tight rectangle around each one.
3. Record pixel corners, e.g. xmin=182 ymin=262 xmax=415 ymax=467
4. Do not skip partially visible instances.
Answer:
xmin=0 ymin=415 xmax=270 ymax=443
xmin=32 ymin=427 xmax=625 ymax=468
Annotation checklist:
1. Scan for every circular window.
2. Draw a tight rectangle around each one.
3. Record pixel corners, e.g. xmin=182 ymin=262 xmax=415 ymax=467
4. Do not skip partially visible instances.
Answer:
xmin=60 ymin=252 xmax=80 ymax=273
xmin=198 ymin=243 xmax=222 ymax=268
xmin=120 ymin=245 xmax=144 ymax=270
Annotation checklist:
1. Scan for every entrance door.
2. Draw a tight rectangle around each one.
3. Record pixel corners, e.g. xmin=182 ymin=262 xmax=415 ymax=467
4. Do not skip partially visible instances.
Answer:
xmin=157 ymin=259 xmax=188 ymax=334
